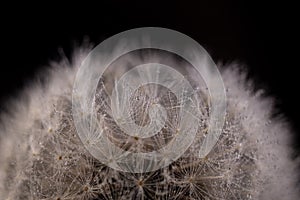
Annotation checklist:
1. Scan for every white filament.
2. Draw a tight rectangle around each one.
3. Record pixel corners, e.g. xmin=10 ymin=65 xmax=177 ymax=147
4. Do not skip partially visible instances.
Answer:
xmin=72 ymin=27 xmax=226 ymax=172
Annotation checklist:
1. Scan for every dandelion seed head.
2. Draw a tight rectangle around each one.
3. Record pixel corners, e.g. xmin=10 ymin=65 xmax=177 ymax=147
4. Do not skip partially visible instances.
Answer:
xmin=0 ymin=29 xmax=299 ymax=199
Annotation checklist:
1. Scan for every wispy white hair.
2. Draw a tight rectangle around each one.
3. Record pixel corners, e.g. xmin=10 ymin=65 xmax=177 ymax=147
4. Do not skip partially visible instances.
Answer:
xmin=0 ymin=43 xmax=299 ymax=200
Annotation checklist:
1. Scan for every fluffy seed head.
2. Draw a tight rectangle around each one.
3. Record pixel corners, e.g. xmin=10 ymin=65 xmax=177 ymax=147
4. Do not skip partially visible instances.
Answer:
xmin=0 ymin=38 xmax=299 ymax=199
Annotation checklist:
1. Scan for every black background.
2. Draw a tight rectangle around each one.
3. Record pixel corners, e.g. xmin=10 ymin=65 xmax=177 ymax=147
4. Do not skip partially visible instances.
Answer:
xmin=1 ymin=1 xmax=299 ymax=151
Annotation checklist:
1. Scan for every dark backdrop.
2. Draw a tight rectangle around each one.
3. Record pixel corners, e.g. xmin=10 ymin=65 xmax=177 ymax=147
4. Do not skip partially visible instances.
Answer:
xmin=1 ymin=1 xmax=298 ymax=150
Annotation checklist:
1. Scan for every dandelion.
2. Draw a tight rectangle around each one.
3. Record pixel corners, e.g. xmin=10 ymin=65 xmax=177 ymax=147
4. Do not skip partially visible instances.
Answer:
xmin=0 ymin=29 xmax=299 ymax=199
